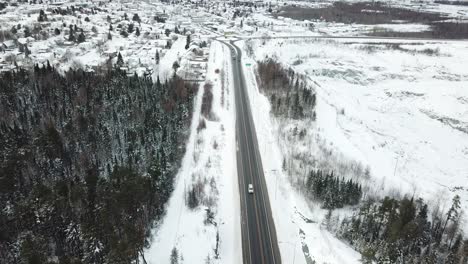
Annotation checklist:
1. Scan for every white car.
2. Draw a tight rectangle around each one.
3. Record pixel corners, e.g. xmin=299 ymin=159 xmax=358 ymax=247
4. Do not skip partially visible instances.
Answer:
xmin=248 ymin=184 xmax=254 ymax=194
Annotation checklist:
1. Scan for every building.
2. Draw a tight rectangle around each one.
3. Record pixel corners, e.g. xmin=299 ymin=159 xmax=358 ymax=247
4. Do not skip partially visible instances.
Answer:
xmin=1 ymin=40 xmax=16 ymax=51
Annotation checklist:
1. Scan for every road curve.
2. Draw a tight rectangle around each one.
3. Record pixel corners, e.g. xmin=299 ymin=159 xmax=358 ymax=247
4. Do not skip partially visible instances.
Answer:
xmin=217 ymin=39 xmax=282 ymax=264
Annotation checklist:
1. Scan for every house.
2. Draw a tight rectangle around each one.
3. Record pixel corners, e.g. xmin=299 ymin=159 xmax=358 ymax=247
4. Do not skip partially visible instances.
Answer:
xmin=1 ymin=40 xmax=16 ymax=51
xmin=17 ymin=38 xmax=32 ymax=53
xmin=49 ymin=0 xmax=67 ymax=6
xmin=192 ymin=16 xmax=206 ymax=24
xmin=243 ymin=25 xmax=255 ymax=34
xmin=17 ymin=38 xmax=28 ymax=46
xmin=104 ymin=50 xmax=118 ymax=58
xmin=63 ymin=41 xmax=74 ymax=46
xmin=154 ymin=39 xmax=167 ymax=49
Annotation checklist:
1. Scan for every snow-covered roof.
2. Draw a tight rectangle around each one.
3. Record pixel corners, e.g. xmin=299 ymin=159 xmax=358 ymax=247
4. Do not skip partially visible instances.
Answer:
xmin=17 ymin=37 xmax=34 ymax=45
xmin=1 ymin=40 xmax=16 ymax=49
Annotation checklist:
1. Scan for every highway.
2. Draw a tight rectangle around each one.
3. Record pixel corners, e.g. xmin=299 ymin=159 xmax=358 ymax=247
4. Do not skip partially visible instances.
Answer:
xmin=218 ymin=40 xmax=282 ymax=264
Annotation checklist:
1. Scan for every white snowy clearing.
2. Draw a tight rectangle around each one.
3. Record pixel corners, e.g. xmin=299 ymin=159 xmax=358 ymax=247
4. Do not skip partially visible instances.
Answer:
xmin=144 ymin=41 xmax=241 ymax=264
xmin=238 ymin=36 xmax=468 ymax=263
xmin=155 ymin=37 xmax=186 ymax=82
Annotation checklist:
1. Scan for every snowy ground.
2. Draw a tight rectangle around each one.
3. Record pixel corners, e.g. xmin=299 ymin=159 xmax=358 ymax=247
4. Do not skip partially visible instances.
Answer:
xmin=238 ymin=13 xmax=435 ymax=40
xmin=144 ymin=41 xmax=241 ymax=264
xmin=238 ymin=40 xmax=363 ymax=264
xmin=237 ymin=1 xmax=468 ymax=40
xmin=313 ymin=22 xmax=433 ymax=36
xmin=238 ymin=36 xmax=468 ymax=262
xmin=154 ymin=36 xmax=186 ymax=81
xmin=3 ymin=0 xmax=468 ymax=262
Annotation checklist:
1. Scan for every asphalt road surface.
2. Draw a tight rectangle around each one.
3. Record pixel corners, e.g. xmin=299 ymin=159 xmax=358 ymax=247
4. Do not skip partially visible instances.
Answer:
xmin=218 ymin=40 xmax=282 ymax=264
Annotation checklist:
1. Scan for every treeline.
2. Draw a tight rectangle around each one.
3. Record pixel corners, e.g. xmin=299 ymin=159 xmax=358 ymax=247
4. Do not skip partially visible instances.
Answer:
xmin=435 ymin=0 xmax=468 ymax=6
xmin=340 ymin=195 xmax=468 ymax=263
xmin=257 ymin=59 xmax=316 ymax=120
xmin=0 ymin=64 xmax=197 ymax=263
xmin=278 ymin=2 xmax=444 ymax=25
xmin=279 ymin=2 xmax=468 ymax=39
xmin=368 ymin=22 xmax=468 ymax=39
xmin=305 ymin=170 xmax=362 ymax=209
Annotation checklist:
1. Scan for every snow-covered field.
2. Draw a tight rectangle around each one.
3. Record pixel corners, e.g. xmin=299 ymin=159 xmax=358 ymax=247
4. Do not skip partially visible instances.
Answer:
xmin=238 ymin=41 xmax=360 ymax=264
xmin=313 ymin=22 xmax=433 ymax=36
xmin=272 ymin=0 xmax=468 ymax=20
xmin=144 ymin=41 xmax=241 ymax=264
xmin=237 ymin=0 xmax=468 ymax=40
xmin=240 ymin=13 xmax=438 ymax=40
xmin=239 ymin=36 xmax=468 ymax=262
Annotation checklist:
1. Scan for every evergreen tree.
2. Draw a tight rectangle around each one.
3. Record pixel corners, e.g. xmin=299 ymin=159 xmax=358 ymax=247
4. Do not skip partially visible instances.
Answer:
xmin=339 ymin=195 xmax=465 ymax=263
xmin=441 ymin=195 xmax=461 ymax=241
xmin=68 ymin=27 xmax=75 ymax=42
xmin=166 ymin=40 xmax=172 ymax=49
xmin=38 ymin=9 xmax=47 ymax=22
xmin=170 ymin=247 xmax=179 ymax=264
xmin=0 ymin=65 xmax=197 ymax=263
xmin=307 ymin=170 xmax=361 ymax=209
xmin=24 ymin=45 xmax=31 ymax=57
xmin=128 ymin=23 xmax=134 ymax=33
xmin=172 ymin=61 xmax=180 ymax=72
xmin=135 ymin=27 xmax=140 ymax=36
xmin=214 ymin=230 xmax=220 ymax=259
xmin=24 ymin=26 xmax=31 ymax=37
xmin=77 ymin=32 xmax=85 ymax=43
xmin=116 ymin=52 xmax=124 ymax=68
xmin=120 ymin=28 xmax=128 ymax=38
xmin=132 ymin=13 xmax=141 ymax=23
xmin=185 ymin=34 xmax=191 ymax=49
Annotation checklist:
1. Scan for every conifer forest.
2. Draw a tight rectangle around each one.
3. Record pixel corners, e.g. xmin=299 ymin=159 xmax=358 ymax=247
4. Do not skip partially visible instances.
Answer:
xmin=0 ymin=64 xmax=197 ymax=263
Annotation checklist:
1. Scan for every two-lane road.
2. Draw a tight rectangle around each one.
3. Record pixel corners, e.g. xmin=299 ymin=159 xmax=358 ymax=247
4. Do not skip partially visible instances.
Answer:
xmin=218 ymin=40 xmax=282 ymax=264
